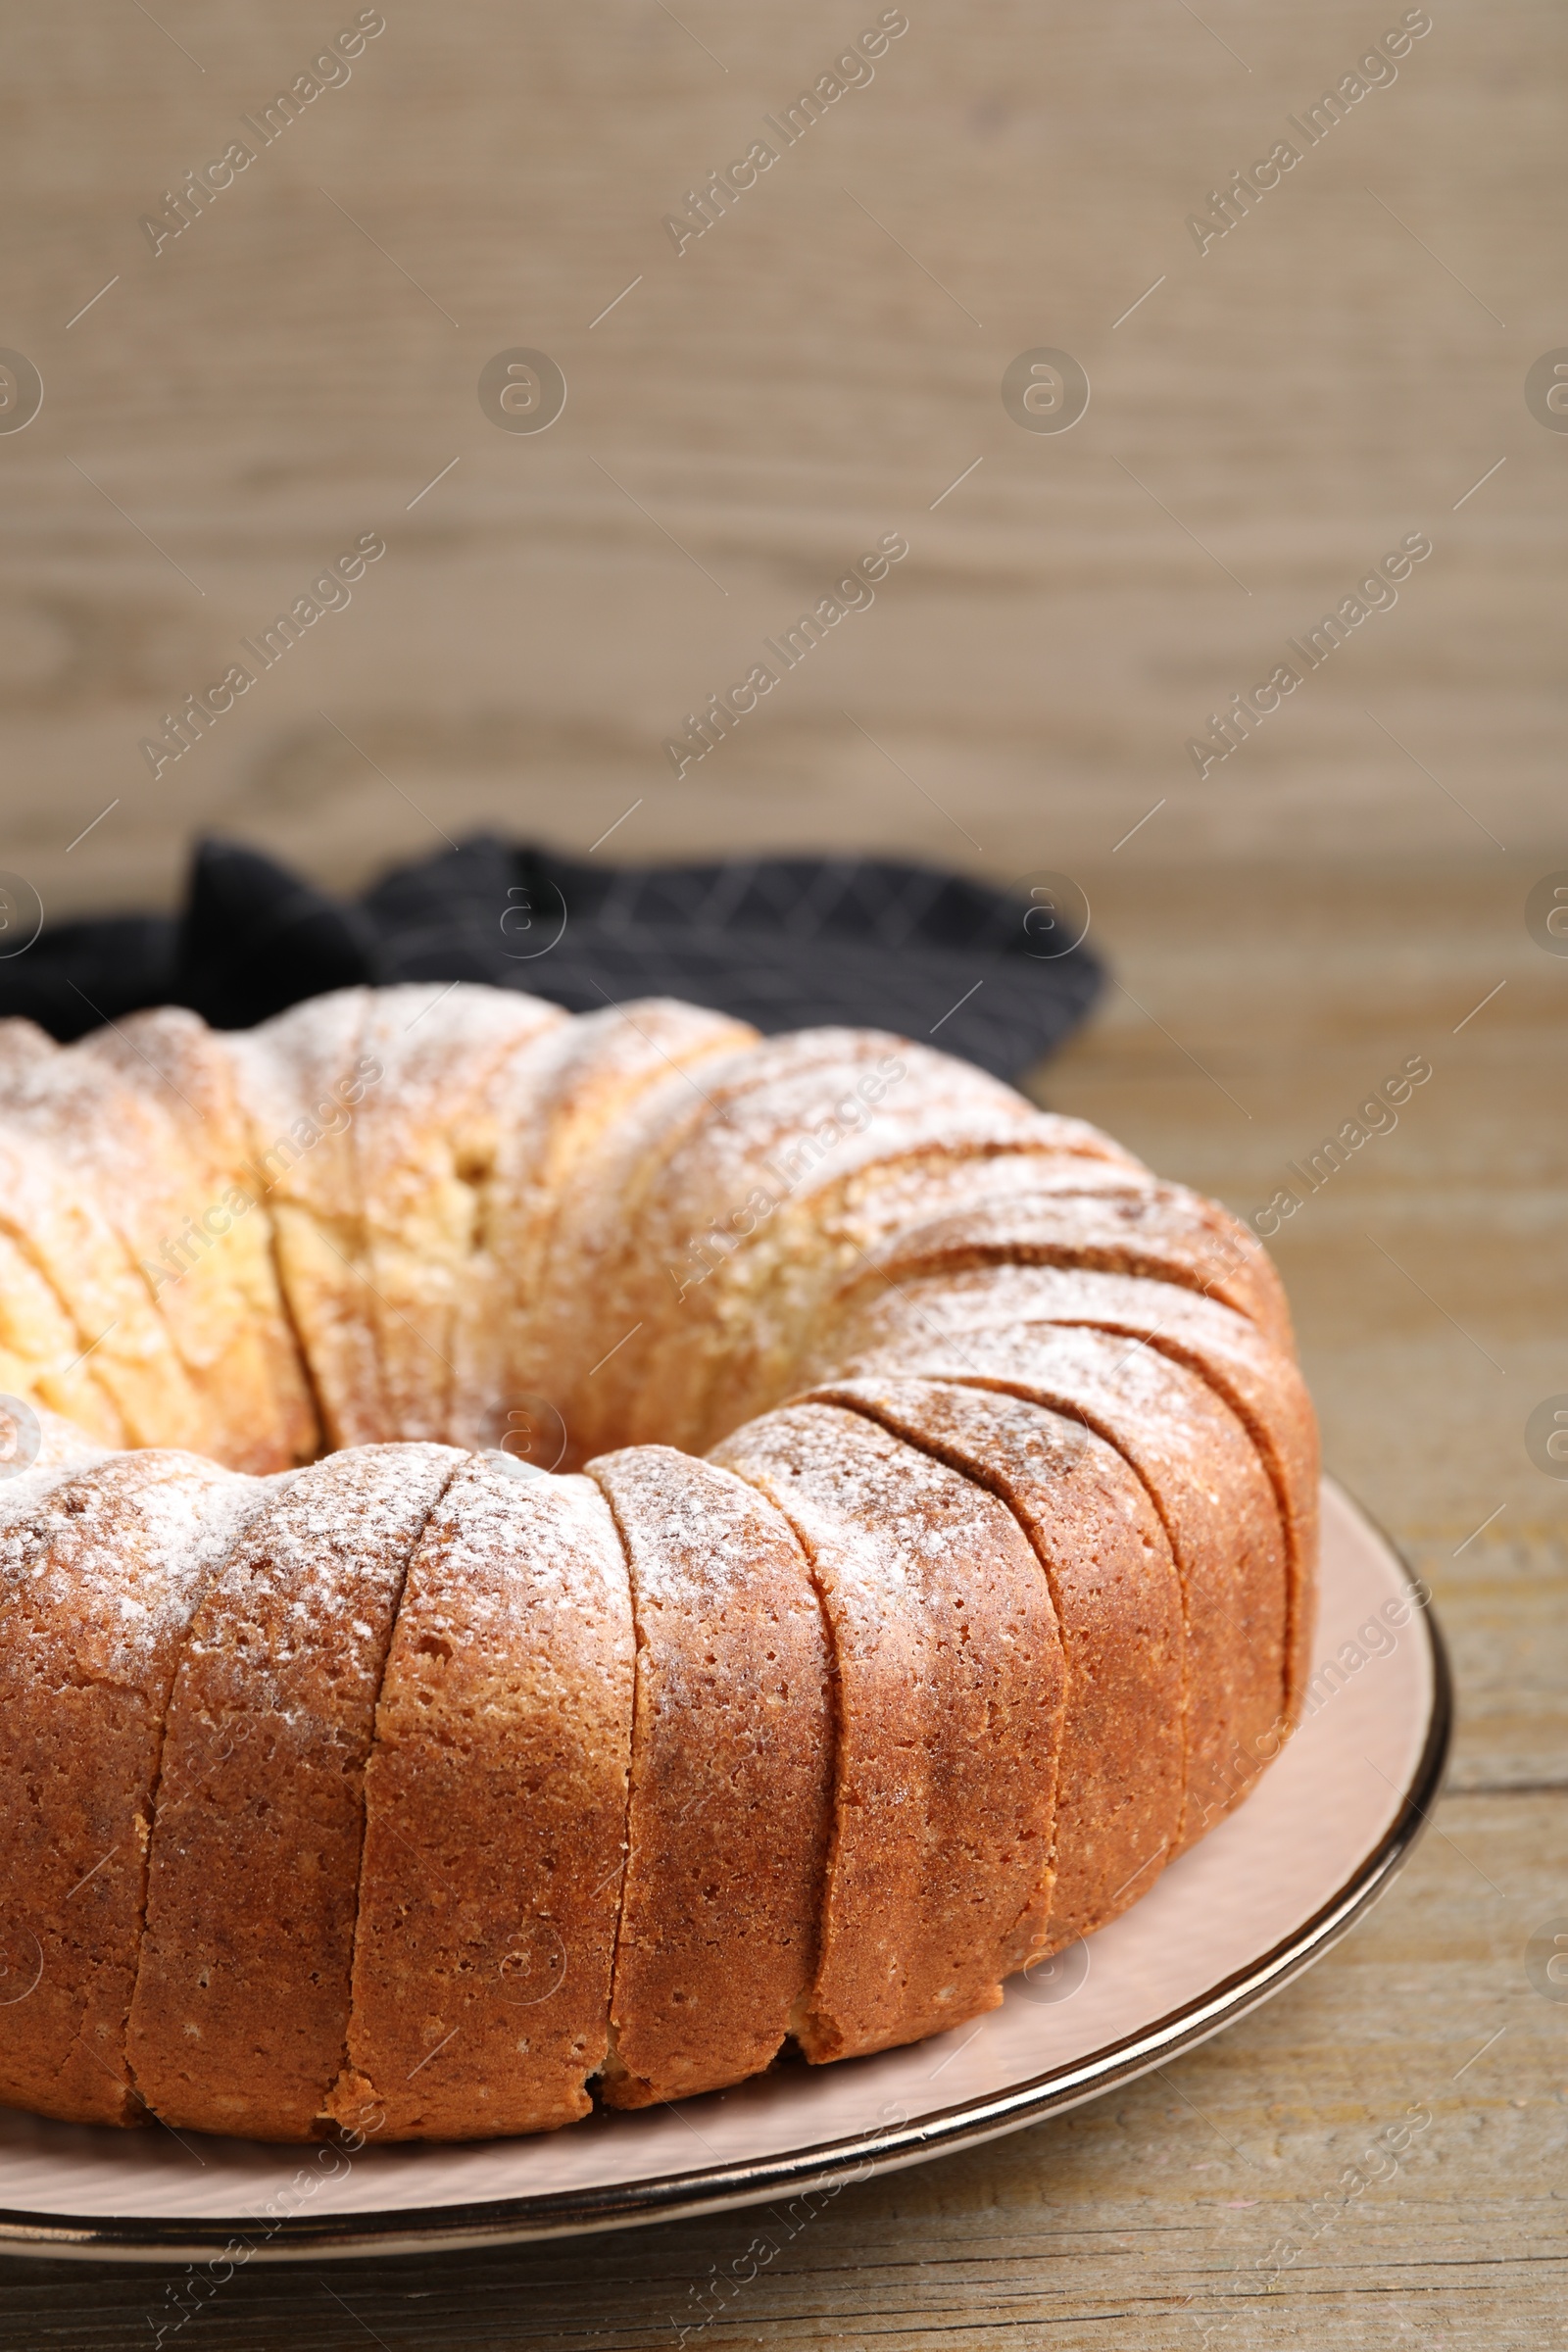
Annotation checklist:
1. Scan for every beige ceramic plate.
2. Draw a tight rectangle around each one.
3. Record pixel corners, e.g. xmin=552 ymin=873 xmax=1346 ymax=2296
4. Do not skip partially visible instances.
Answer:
xmin=0 ymin=1476 xmax=1448 ymax=2263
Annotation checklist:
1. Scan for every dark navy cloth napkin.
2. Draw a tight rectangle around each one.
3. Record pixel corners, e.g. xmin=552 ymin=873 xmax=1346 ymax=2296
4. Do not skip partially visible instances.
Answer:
xmin=0 ymin=837 xmax=1102 ymax=1085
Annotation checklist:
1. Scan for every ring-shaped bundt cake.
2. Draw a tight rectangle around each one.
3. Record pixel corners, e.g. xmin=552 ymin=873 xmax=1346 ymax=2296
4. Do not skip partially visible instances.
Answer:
xmin=0 ymin=984 xmax=1317 ymax=2142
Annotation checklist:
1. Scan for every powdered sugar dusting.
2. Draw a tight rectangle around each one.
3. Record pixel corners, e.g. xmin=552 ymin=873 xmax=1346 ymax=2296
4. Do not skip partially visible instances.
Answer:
xmin=407 ymin=1455 xmax=630 ymax=1644
xmin=0 ymin=985 xmax=1317 ymax=2137
xmin=717 ymin=1400 xmax=999 ymax=1614
xmin=844 ymin=1318 xmax=1224 ymax=1478
xmin=591 ymin=1444 xmax=803 ymax=1610
xmin=0 ymin=1452 xmax=270 ymax=1687
xmin=190 ymin=1445 xmax=461 ymax=1647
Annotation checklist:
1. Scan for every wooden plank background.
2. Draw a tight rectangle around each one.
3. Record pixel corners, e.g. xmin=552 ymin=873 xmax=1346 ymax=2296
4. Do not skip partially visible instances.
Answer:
xmin=1 ymin=0 xmax=1564 ymax=909
xmin=1 ymin=0 xmax=1566 ymax=2343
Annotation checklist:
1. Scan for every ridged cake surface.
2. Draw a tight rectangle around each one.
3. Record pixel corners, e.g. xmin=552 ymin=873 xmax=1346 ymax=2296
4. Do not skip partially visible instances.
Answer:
xmin=0 ymin=986 xmax=1317 ymax=2142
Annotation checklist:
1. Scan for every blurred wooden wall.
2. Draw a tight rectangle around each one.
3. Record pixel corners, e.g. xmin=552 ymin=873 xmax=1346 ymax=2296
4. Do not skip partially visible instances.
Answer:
xmin=1 ymin=0 xmax=1563 ymax=918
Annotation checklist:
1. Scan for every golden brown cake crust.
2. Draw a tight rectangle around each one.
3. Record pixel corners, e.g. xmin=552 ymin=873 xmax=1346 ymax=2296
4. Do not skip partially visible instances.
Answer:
xmin=328 ymin=1459 xmax=634 ymax=2140
xmin=808 ymin=1376 xmax=1181 ymax=1952
xmin=713 ymin=1402 xmax=1060 ymax=2063
xmin=0 ymin=1451 xmax=260 ymax=2126
xmin=77 ymin=1006 xmax=320 ymax=1472
xmin=220 ymin=990 xmax=380 ymax=1453
xmin=127 ymin=1444 xmax=463 ymax=2141
xmin=817 ymin=1261 xmax=1319 ymax=1724
xmin=0 ymin=987 xmax=1319 ymax=2146
xmin=830 ymin=1322 xmax=1289 ymax=1848
xmin=850 ymin=1182 xmax=1295 ymax=1351
xmin=588 ymin=1446 xmax=832 ymax=2107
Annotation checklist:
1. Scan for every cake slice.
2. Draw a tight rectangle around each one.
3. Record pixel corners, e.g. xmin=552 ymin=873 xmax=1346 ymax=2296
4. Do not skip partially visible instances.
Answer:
xmin=713 ymin=1402 xmax=1060 ymax=2060
xmin=808 ymin=1376 xmax=1183 ymax=1950
xmin=327 ymin=1456 xmax=634 ymax=2139
xmin=542 ymin=1028 xmax=938 ymax=1460
xmin=0 ymin=1223 xmax=126 ymax=1446
xmin=534 ymin=1026 xmax=865 ymax=1464
xmin=577 ymin=1030 xmax=1062 ymax=1456
xmin=75 ymin=1006 xmax=319 ymax=1472
xmin=825 ymin=1322 xmax=1288 ymax=1847
xmin=127 ymin=1443 xmax=463 ymax=2139
xmin=849 ymin=1185 xmax=1294 ymax=1351
xmin=588 ymin=1446 xmax=832 ymax=2105
xmin=0 ymin=1020 xmax=138 ymax=1439
xmin=0 ymin=1448 xmax=262 ymax=2125
xmin=675 ymin=1149 xmax=1159 ymax=1455
xmin=817 ymin=1261 xmax=1318 ymax=1720
xmin=349 ymin=985 xmax=568 ymax=1444
xmin=0 ymin=1045 xmax=212 ymax=1453
xmin=221 ymin=989 xmax=380 ymax=1449
xmin=468 ymin=1000 xmax=758 ymax=1459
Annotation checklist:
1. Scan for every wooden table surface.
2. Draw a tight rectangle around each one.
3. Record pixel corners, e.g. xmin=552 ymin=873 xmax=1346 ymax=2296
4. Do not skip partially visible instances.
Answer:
xmin=2 ymin=0 xmax=1565 ymax=2341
